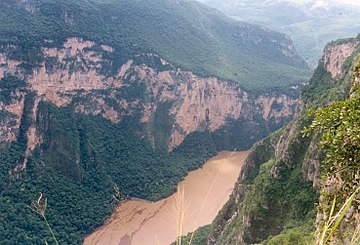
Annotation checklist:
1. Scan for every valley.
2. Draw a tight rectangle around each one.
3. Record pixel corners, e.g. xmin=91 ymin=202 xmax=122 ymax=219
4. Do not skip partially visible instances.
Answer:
xmin=0 ymin=1 xmax=358 ymax=244
xmin=0 ymin=2 xmax=307 ymax=242
xmin=197 ymin=0 xmax=360 ymax=67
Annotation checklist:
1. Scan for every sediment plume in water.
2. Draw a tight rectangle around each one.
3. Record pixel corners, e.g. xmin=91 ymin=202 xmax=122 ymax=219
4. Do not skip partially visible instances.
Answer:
xmin=84 ymin=151 xmax=250 ymax=245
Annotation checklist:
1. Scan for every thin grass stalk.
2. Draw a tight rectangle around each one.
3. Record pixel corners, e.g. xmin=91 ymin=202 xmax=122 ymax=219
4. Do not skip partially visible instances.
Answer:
xmin=319 ymin=186 xmax=360 ymax=245
xmin=188 ymin=150 xmax=238 ymax=245
xmin=350 ymin=222 xmax=360 ymax=245
xmin=42 ymin=214 xmax=59 ymax=245
xmin=28 ymin=193 xmax=59 ymax=245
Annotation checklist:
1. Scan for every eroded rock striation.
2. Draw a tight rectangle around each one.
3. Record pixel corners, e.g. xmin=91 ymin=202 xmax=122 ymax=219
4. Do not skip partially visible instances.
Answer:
xmin=0 ymin=37 xmax=298 ymax=161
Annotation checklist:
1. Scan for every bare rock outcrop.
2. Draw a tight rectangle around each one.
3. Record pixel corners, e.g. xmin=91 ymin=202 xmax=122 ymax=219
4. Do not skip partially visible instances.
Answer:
xmin=0 ymin=37 xmax=299 ymax=168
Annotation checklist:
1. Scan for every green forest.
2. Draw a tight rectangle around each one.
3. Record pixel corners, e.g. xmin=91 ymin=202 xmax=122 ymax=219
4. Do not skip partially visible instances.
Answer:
xmin=0 ymin=97 xmax=220 ymax=244
xmin=206 ymin=38 xmax=360 ymax=245
xmin=1 ymin=1 xmax=358 ymax=245
xmin=0 ymin=0 xmax=310 ymax=93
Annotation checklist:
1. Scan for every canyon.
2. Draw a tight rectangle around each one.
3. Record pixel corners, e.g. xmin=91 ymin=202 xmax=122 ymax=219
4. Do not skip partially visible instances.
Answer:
xmin=0 ymin=1 xmax=315 ymax=243
xmin=0 ymin=36 xmax=303 ymax=244
xmin=0 ymin=37 xmax=298 ymax=156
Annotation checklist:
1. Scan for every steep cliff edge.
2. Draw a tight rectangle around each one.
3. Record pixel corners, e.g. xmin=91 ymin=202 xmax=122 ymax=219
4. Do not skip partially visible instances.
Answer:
xmin=0 ymin=39 xmax=299 ymax=244
xmin=0 ymin=1 xmax=312 ymax=243
xmin=208 ymin=35 xmax=360 ymax=245
xmin=0 ymin=34 xmax=302 ymax=245
xmin=0 ymin=37 xmax=298 ymax=155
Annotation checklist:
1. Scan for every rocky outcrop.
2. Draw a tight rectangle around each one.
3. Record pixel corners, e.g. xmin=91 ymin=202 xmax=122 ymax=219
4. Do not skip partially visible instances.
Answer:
xmin=322 ymin=38 xmax=359 ymax=78
xmin=351 ymin=56 xmax=360 ymax=97
xmin=208 ymin=117 xmax=319 ymax=245
xmin=208 ymin=37 xmax=360 ymax=245
xmin=0 ymin=91 xmax=25 ymax=150
xmin=135 ymin=68 xmax=297 ymax=150
xmin=0 ymin=37 xmax=299 ymax=160
xmin=0 ymin=47 xmax=22 ymax=80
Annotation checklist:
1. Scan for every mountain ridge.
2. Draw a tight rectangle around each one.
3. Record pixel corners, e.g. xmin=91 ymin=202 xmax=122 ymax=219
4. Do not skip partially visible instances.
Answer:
xmin=0 ymin=1 xmax=309 ymax=243
xmin=0 ymin=0 xmax=310 ymax=92
xmin=198 ymin=0 xmax=360 ymax=67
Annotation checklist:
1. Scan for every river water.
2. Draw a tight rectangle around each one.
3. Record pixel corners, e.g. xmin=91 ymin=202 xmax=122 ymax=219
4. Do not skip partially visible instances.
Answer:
xmin=84 ymin=150 xmax=250 ymax=245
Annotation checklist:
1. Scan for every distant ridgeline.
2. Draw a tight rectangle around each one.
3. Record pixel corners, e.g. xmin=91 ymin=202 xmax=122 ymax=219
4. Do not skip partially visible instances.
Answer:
xmin=0 ymin=0 xmax=310 ymax=92
xmin=197 ymin=0 xmax=360 ymax=68
xmin=0 ymin=0 xmax=311 ymax=244
xmin=206 ymin=35 xmax=360 ymax=245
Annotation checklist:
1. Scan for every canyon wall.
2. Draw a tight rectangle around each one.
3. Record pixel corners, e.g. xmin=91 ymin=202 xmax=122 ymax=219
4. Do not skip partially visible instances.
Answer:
xmin=208 ymin=36 xmax=359 ymax=245
xmin=0 ymin=37 xmax=298 ymax=162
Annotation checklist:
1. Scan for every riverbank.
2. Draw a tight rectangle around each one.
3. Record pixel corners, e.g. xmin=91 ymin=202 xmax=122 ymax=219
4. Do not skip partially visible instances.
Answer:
xmin=84 ymin=150 xmax=250 ymax=245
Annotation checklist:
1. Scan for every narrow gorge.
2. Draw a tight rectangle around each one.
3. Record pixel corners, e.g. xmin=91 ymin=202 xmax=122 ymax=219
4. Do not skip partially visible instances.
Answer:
xmin=0 ymin=35 xmax=302 ymax=243
xmin=4 ymin=0 xmax=346 ymax=244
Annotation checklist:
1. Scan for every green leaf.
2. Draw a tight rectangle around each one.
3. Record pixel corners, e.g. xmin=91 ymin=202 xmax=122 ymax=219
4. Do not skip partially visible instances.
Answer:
xmin=326 ymin=186 xmax=360 ymax=241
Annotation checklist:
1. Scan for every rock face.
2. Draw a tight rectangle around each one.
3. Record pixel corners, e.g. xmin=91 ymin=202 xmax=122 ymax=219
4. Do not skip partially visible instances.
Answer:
xmin=0 ymin=93 xmax=25 ymax=150
xmin=0 ymin=37 xmax=302 ymax=244
xmin=208 ymin=36 xmax=360 ymax=244
xmin=0 ymin=37 xmax=298 ymax=158
xmin=323 ymin=40 xmax=358 ymax=78
xmin=0 ymin=1 xmax=312 ymax=244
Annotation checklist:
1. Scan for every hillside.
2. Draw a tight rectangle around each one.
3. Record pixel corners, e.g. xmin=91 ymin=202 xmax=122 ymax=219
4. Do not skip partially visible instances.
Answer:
xmin=0 ymin=0 xmax=310 ymax=92
xmin=206 ymin=35 xmax=360 ymax=244
xmin=0 ymin=0 xmax=310 ymax=244
xmin=198 ymin=0 xmax=360 ymax=67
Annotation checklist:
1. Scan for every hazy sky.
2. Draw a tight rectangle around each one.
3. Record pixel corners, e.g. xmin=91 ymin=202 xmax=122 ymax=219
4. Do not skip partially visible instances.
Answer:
xmin=340 ymin=0 xmax=360 ymax=6
xmin=284 ymin=0 xmax=360 ymax=6
xmin=199 ymin=0 xmax=360 ymax=7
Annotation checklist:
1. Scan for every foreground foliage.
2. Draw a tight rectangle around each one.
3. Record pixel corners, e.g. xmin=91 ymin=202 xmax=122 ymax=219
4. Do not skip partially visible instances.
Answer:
xmin=304 ymin=89 xmax=360 ymax=199
xmin=303 ymin=55 xmax=360 ymax=244
xmin=171 ymin=225 xmax=211 ymax=245
xmin=208 ymin=38 xmax=360 ymax=245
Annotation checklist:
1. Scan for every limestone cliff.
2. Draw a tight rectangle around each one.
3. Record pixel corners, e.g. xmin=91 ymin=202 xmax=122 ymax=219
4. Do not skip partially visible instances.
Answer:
xmin=208 ymin=36 xmax=360 ymax=245
xmin=0 ymin=37 xmax=298 ymax=161
xmin=0 ymin=1 xmax=312 ymax=243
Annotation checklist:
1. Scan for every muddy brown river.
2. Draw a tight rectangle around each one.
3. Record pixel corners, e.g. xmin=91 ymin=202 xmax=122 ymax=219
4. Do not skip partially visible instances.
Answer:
xmin=84 ymin=151 xmax=250 ymax=245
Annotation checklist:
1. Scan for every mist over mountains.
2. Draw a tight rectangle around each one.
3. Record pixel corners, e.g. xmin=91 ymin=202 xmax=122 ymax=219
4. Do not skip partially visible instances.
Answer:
xmin=197 ymin=0 xmax=360 ymax=67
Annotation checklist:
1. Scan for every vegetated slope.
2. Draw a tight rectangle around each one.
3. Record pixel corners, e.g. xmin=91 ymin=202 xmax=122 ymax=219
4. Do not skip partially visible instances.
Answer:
xmin=207 ymin=35 xmax=360 ymax=244
xmin=0 ymin=0 xmax=310 ymax=244
xmin=171 ymin=225 xmax=212 ymax=245
xmin=0 ymin=0 xmax=310 ymax=92
xmin=198 ymin=0 xmax=360 ymax=67
xmin=0 ymin=33 xmax=301 ymax=245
